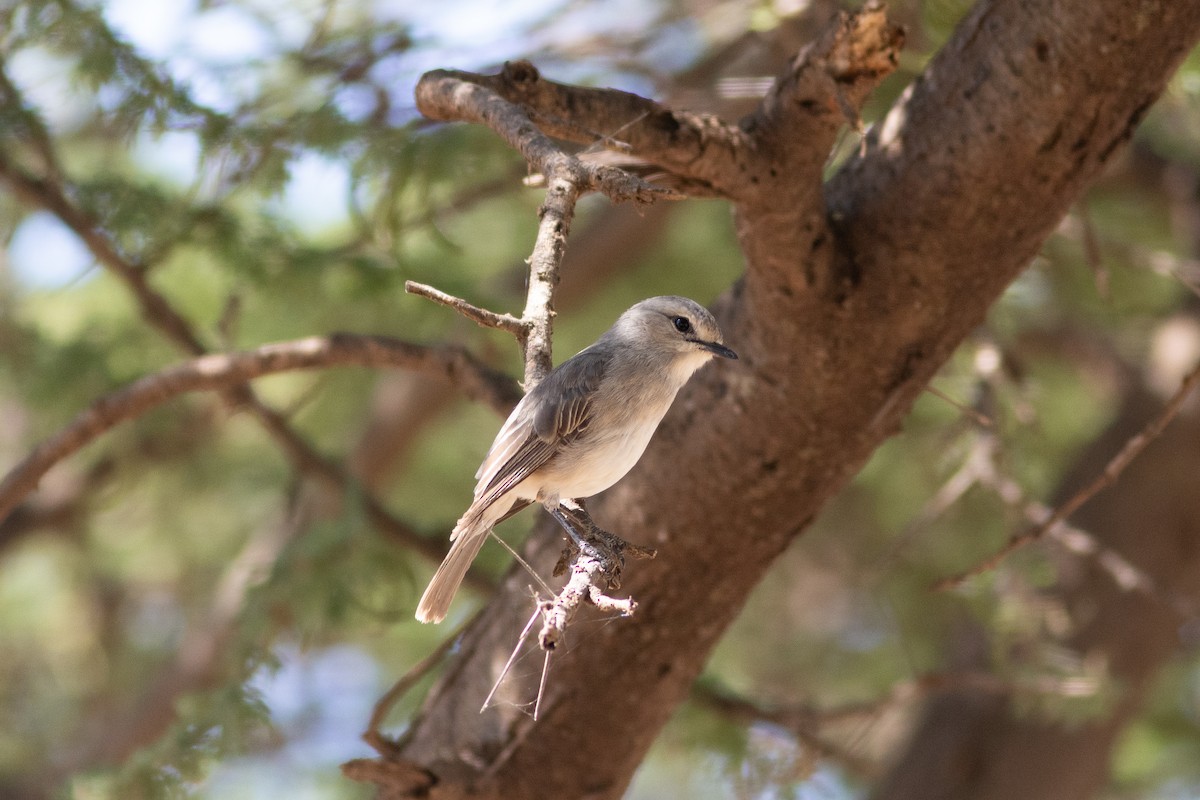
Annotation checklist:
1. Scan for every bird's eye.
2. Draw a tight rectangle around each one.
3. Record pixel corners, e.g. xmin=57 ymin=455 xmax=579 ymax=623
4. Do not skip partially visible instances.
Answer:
xmin=672 ymin=316 xmax=692 ymax=334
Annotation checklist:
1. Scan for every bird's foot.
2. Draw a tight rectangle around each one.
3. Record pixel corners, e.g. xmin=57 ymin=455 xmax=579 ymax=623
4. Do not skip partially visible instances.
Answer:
xmin=549 ymin=502 xmax=656 ymax=590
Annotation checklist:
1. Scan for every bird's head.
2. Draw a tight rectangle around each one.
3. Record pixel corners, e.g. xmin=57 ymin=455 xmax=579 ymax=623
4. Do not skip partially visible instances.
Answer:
xmin=616 ymin=296 xmax=737 ymax=374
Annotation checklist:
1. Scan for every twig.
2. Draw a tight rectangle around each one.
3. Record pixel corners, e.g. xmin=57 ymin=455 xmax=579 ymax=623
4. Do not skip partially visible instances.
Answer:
xmin=936 ymin=361 xmax=1200 ymax=590
xmin=488 ymin=531 xmax=555 ymax=597
xmin=404 ymin=281 xmax=529 ymax=340
xmin=924 ymin=384 xmax=994 ymax=428
xmin=534 ymin=649 xmax=551 ymax=721
xmin=415 ymin=61 xmax=747 ymax=201
xmin=0 ymin=334 xmax=520 ymax=540
xmin=538 ymin=503 xmax=652 ymax=651
xmin=480 ymin=604 xmax=542 ymax=715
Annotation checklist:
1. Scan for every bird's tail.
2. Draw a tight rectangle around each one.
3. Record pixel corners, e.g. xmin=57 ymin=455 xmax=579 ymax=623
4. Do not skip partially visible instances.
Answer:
xmin=415 ymin=499 xmax=509 ymax=623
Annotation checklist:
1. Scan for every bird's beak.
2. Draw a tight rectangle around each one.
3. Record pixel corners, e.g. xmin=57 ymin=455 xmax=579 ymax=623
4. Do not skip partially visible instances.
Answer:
xmin=698 ymin=340 xmax=738 ymax=360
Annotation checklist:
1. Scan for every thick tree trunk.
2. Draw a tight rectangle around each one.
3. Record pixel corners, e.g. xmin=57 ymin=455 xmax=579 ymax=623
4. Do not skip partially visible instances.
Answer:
xmin=351 ymin=1 xmax=1200 ymax=797
xmin=874 ymin=370 xmax=1200 ymax=800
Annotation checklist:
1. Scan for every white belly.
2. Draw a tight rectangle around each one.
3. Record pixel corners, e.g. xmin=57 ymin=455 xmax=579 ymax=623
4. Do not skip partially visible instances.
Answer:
xmin=520 ymin=396 xmax=676 ymax=503
xmin=512 ymin=348 xmax=712 ymax=504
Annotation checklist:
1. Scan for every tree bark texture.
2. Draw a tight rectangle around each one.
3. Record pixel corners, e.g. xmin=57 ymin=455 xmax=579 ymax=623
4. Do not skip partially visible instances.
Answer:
xmin=873 ymin=375 xmax=1200 ymax=800
xmin=358 ymin=1 xmax=1200 ymax=798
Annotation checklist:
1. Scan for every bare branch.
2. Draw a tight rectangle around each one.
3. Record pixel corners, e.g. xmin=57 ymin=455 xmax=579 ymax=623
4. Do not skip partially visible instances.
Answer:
xmin=416 ymin=61 xmax=746 ymax=200
xmin=538 ymin=503 xmax=653 ymax=652
xmin=0 ymin=334 xmax=520 ymax=537
xmin=414 ymin=64 xmax=686 ymax=205
xmin=936 ymin=361 xmax=1200 ymax=590
xmin=404 ymin=280 xmax=530 ymax=339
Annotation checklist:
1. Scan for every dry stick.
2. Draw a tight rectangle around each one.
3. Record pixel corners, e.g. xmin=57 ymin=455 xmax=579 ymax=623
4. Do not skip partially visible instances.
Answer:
xmin=0 ymin=335 xmax=518 ymax=572
xmin=936 ymin=361 xmax=1200 ymax=590
xmin=533 ymin=649 xmax=551 ymax=721
xmin=480 ymin=603 xmax=543 ymax=715
xmin=404 ymin=280 xmax=529 ymax=340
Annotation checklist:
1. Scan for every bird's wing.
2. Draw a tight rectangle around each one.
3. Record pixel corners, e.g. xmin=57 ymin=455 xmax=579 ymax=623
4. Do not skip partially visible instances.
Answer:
xmin=530 ymin=346 xmax=609 ymax=446
xmin=470 ymin=347 xmax=609 ymax=511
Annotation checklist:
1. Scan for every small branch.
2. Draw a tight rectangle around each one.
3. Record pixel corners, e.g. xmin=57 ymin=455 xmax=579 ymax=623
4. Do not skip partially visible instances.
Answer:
xmin=539 ymin=503 xmax=653 ymax=651
xmin=936 ymin=361 xmax=1200 ymax=590
xmin=415 ymin=61 xmax=750 ymax=200
xmin=924 ymin=383 xmax=994 ymax=428
xmin=405 ymin=280 xmax=529 ymax=340
xmin=413 ymin=62 xmax=645 ymax=386
xmin=0 ymin=334 xmax=520 ymax=530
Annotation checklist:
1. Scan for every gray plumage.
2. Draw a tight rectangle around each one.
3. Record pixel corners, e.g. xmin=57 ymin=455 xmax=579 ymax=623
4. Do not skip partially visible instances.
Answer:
xmin=415 ymin=296 xmax=736 ymax=623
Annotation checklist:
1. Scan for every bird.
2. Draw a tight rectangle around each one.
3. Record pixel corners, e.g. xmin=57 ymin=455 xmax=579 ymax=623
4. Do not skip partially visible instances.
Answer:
xmin=415 ymin=295 xmax=737 ymax=623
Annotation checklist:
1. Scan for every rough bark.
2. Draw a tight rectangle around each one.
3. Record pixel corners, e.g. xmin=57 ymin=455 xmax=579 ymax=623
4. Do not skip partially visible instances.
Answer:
xmin=355 ymin=1 xmax=1200 ymax=798
xmin=873 ymin=374 xmax=1200 ymax=800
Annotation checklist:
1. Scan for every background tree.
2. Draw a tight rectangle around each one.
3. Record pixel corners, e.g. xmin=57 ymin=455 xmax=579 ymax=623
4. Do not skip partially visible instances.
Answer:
xmin=2 ymin=1 xmax=1200 ymax=799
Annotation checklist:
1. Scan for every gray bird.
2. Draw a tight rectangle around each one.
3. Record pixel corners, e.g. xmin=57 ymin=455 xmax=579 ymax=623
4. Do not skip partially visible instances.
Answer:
xmin=415 ymin=296 xmax=737 ymax=623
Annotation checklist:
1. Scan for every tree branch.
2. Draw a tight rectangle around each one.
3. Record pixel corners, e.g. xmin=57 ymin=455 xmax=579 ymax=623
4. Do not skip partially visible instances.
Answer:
xmin=416 ymin=61 xmax=746 ymax=200
xmin=0 ymin=334 xmax=521 ymax=558
xmin=414 ymin=63 xmax=686 ymax=206
xmin=404 ymin=281 xmax=529 ymax=340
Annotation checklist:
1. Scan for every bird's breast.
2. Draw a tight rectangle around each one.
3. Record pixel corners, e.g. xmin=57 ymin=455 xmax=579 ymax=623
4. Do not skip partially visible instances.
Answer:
xmin=535 ymin=388 xmax=677 ymax=500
